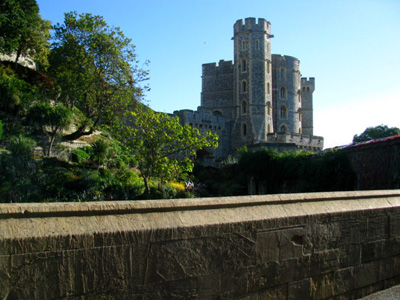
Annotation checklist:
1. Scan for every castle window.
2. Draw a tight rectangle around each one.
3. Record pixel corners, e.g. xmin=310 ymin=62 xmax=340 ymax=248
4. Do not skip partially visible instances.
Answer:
xmin=242 ymin=80 xmax=247 ymax=93
xmin=213 ymin=110 xmax=223 ymax=116
xmin=280 ymin=87 xmax=287 ymax=99
xmin=267 ymin=61 xmax=270 ymax=74
xmin=242 ymin=59 xmax=247 ymax=72
xmin=242 ymin=101 xmax=247 ymax=114
xmin=298 ymin=108 xmax=302 ymax=121
xmin=255 ymin=40 xmax=260 ymax=50
xmin=280 ymin=106 xmax=287 ymax=119
xmin=242 ymin=123 xmax=247 ymax=136
xmin=267 ymin=102 xmax=271 ymax=115
xmin=280 ymin=125 xmax=287 ymax=133
xmin=241 ymin=40 xmax=247 ymax=50
xmin=267 ymin=82 xmax=270 ymax=94
xmin=268 ymin=124 xmax=271 ymax=133
xmin=280 ymin=68 xmax=286 ymax=80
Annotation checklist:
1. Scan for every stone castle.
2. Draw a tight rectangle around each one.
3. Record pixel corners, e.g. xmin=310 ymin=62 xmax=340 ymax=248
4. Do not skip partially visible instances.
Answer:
xmin=173 ymin=18 xmax=324 ymax=162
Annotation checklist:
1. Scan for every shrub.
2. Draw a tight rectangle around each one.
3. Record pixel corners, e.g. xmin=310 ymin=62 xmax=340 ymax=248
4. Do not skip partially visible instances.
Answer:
xmin=7 ymin=134 xmax=36 ymax=157
xmin=71 ymin=148 xmax=90 ymax=164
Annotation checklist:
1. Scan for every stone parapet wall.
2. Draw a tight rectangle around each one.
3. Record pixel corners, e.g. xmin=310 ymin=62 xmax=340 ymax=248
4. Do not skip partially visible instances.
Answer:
xmin=1 ymin=190 xmax=400 ymax=299
xmin=266 ymin=132 xmax=324 ymax=149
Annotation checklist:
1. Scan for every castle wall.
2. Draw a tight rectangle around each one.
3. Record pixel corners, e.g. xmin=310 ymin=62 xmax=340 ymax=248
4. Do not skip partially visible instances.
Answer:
xmin=272 ymin=55 xmax=302 ymax=134
xmin=201 ymin=60 xmax=234 ymax=122
xmin=172 ymin=109 xmax=230 ymax=161
xmin=2 ymin=190 xmax=400 ymax=299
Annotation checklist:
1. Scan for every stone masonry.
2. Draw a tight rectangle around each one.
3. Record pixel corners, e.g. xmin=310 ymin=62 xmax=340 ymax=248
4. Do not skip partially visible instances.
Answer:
xmin=173 ymin=18 xmax=324 ymax=162
xmin=1 ymin=190 xmax=400 ymax=299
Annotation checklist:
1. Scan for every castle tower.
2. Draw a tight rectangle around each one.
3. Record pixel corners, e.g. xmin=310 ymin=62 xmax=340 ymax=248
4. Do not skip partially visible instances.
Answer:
xmin=272 ymin=55 xmax=302 ymax=134
xmin=301 ymin=77 xmax=315 ymax=135
xmin=230 ymin=18 xmax=274 ymax=150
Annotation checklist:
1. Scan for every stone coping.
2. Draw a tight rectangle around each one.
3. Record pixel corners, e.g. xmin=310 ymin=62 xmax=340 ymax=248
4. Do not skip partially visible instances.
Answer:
xmin=1 ymin=190 xmax=400 ymax=219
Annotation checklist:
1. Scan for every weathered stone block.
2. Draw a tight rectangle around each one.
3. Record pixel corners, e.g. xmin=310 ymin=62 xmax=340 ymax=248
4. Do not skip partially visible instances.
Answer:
xmin=338 ymin=244 xmax=361 ymax=268
xmin=310 ymin=249 xmax=340 ymax=276
xmin=0 ymin=255 xmax=10 ymax=300
xmin=354 ymin=261 xmax=380 ymax=289
xmin=288 ymin=278 xmax=311 ymax=300
xmin=333 ymin=267 xmax=354 ymax=296
xmin=257 ymin=284 xmax=287 ymax=300
xmin=311 ymin=273 xmax=335 ymax=300
xmin=256 ymin=227 xmax=304 ymax=264
xmin=367 ymin=214 xmax=390 ymax=241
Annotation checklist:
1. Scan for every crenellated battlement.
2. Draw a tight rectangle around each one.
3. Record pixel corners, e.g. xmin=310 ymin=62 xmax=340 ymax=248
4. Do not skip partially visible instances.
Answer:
xmin=301 ymin=77 xmax=315 ymax=85
xmin=202 ymin=60 xmax=233 ymax=77
xmin=234 ymin=17 xmax=271 ymax=34
xmin=272 ymin=54 xmax=300 ymax=63
xmin=301 ymin=77 xmax=315 ymax=91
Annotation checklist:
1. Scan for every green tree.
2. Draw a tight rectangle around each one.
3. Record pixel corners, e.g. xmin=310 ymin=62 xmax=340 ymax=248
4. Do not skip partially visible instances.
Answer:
xmin=353 ymin=125 xmax=400 ymax=143
xmin=0 ymin=0 xmax=51 ymax=68
xmin=91 ymin=139 xmax=109 ymax=170
xmin=28 ymin=103 xmax=72 ymax=156
xmin=48 ymin=12 xmax=149 ymax=140
xmin=113 ymin=107 xmax=218 ymax=195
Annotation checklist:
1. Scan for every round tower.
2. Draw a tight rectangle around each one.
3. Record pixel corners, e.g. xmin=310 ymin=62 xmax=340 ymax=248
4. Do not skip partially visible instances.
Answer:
xmin=230 ymin=17 xmax=274 ymax=150
xmin=272 ymin=55 xmax=302 ymax=134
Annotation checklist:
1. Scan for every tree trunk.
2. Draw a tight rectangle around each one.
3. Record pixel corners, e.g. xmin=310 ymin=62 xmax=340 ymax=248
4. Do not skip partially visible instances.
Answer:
xmin=63 ymin=125 xmax=94 ymax=141
xmin=143 ymin=176 xmax=150 ymax=197
xmin=48 ymin=128 xmax=58 ymax=156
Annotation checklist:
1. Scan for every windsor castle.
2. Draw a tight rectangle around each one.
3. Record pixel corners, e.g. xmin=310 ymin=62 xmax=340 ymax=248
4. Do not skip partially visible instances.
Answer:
xmin=172 ymin=18 xmax=324 ymax=162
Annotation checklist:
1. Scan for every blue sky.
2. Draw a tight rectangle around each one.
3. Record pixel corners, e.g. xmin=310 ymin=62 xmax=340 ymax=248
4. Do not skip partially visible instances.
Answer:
xmin=36 ymin=0 xmax=400 ymax=148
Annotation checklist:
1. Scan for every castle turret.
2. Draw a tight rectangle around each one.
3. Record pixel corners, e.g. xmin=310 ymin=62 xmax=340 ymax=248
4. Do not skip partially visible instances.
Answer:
xmin=231 ymin=18 xmax=274 ymax=150
xmin=201 ymin=60 xmax=234 ymax=121
xmin=271 ymin=55 xmax=302 ymax=134
xmin=301 ymin=77 xmax=315 ymax=135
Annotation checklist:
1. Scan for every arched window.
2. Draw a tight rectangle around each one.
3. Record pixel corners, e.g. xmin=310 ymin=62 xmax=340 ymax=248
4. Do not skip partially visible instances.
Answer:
xmin=280 ymin=68 xmax=285 ymax=80
xmin=267 ymin=102 xmax=271 ymax=115
xmin=213 ymin=110 xmax=223 ymax=116
xmin=242 ymin=101 xmax=247 ymax=114
xmin=267 ymin=61 xmax=270 ymax=74
xmin=280 ymin=106 xmax=287 ymax=119
xmin=280 ymin=125 xmax=287 ymax=133
xmin=267 ymin=82 xmax=270 ymax=94
xmin=242 ymin=80 xmax=247 ymax=93
xmin=280 ymin=87 xmax=287 ymax=99
xmin=242 ymin=59 xmax=247 ymax=72
xmin=267 ymin=124 xmax=271 ymax=133
xmin=242 ymin=123 xmax=247 ymax=136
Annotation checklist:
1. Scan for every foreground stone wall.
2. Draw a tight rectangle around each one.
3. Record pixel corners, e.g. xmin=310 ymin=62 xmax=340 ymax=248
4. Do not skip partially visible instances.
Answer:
xmin=1 ymin=190 xmax=400 ymax=299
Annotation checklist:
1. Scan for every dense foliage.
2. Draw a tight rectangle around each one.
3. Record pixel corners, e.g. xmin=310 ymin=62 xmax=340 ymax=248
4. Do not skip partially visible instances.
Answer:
xmin=353 ymin=125 xmax=400 ymax=143
xmin=0 ymin=2 xmax=215 ymax=203
xmin=194 ymin=148 xmax=357 ymax=196
xmin=48 ymin=12 xmax=149 ymax=140
xmin=0 ymin=0 xmax=51 ymax=68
